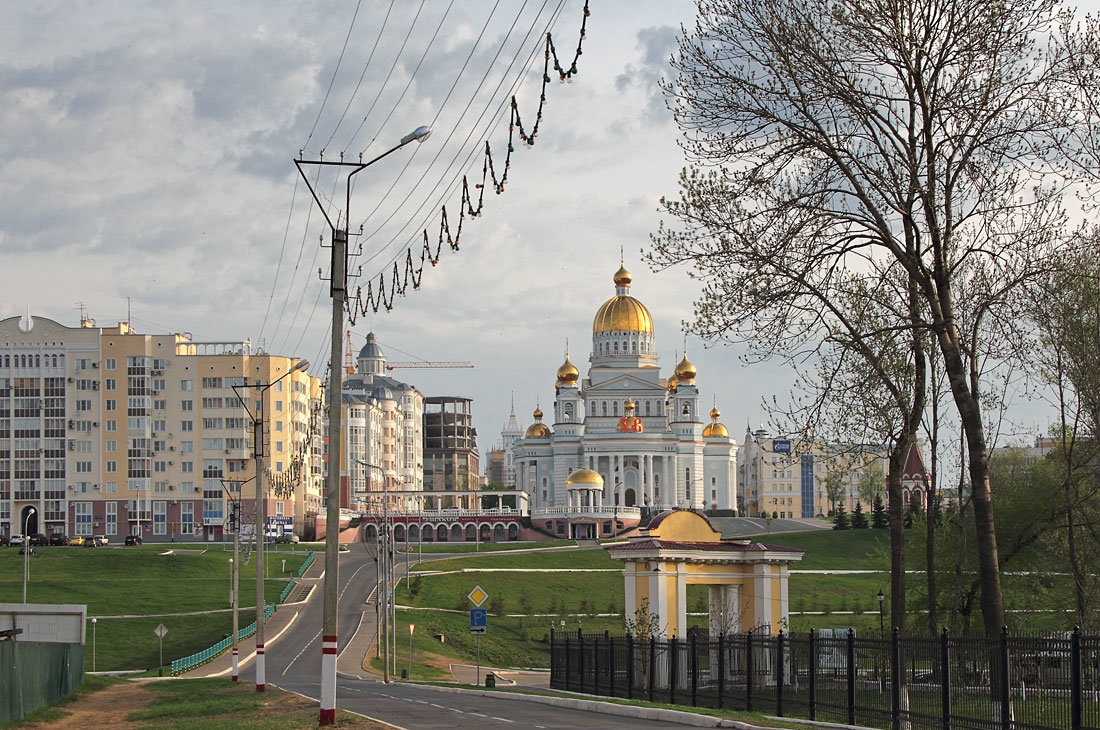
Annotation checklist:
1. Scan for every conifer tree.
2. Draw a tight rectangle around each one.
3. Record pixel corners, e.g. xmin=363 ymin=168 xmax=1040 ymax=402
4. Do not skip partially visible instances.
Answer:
xmin=852 ymin=501 xmax=869 ymax=529
xmin=871 ymin=496 xmax=888 ymax=530
xmin=833 ymin=505 xmax=850 ymax=530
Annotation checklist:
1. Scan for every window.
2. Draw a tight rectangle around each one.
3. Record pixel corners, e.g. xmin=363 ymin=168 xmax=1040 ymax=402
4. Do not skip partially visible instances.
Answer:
xmin=202 ymin=438 xmax=223 ymax=450
xmin=275 ymin=441 xmax=283 ymax=453
xmin=275 ymin=502 xmax=284 ymax=516
xmin=76 ymin=399 xmax=93 ymax=412
xmin=202 ymin=397 xmax=222 ymax=409
xmin=105 ymin=358 xmax=117 ymax=370
xmin=105 ymin=399 xmax=116 ymax=412
xmin=202 ymin=418 xmax=222 ymax=430
xmin=153 ymin=501 xmax=166 ymax=535
xmin=152 ymin=378 xmax=166 ymax=391
xmin=153 ymin=399 xmax=166 ymax=411
xmin=182 ymin=461 xmax=194 ymax=473
xmin=181 ymin=400 xmax=193 ymax=411
xmin=180 ymin=379 xmax=193 ymax=391
xmin=105 ymin=502 xmax=117 ymax=535
xmin=105 ymin=440 xmax=117 ymax=453
xmin=181 ymin=420 xmax=194 ymax=432
xmin=181 ymin=503 xmax=194 ymax=534
xmin=106 ymin=460 xmax=117 ymax=473
xmin=105 ymin=378 xmax=116 ymax=390
xmin=74 ymin=502 xmax=92 ymax=536
xmin=274 ymin=400 xmax=283 ymax=412
xmin=154 ymin=461 xmax=167 ymax=473
xmin=275 ymin=421 xmax=283 ymax=432
xmin=76 ymin=461 xmax=92 ymax=473
xmin=181 ymin=441 xmax=194 ymax=453
xmin=153 ymin=420 xmax=166 ymax=432
xmin=276 ymin=461 xmax=283 ymax=472
xmin=106 ymin=419 xmax=117 ymax=432
xmin=105 ymin=481 xmax=117 ymax=494
xmin=202 ymin=377 xmax=222 ymax=389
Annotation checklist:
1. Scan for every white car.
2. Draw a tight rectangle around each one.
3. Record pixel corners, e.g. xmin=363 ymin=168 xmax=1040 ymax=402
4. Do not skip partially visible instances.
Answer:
xmin=10 ymin=534 xmax=25 ymax=546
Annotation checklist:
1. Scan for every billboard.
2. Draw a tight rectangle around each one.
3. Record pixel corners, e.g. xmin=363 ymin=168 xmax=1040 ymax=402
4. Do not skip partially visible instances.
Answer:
xmin=772 ymin=439 xmax=791 ymax=453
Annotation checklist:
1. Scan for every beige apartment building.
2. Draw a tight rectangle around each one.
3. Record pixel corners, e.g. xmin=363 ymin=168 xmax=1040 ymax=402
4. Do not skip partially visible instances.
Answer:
xmin=0 ymin=313 xmax=322 ymax=542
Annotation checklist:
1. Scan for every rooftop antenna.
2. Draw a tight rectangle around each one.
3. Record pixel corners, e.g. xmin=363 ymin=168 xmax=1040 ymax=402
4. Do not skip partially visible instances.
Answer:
xmin=127 ymin=296 xmax=131 ymax=329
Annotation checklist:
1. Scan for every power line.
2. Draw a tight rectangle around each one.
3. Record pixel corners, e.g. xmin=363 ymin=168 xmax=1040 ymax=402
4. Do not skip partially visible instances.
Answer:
xmin=301 ymin=0 xmax=364 ymax=153
xmin=257 ymin=175 xmax=301 ymax=345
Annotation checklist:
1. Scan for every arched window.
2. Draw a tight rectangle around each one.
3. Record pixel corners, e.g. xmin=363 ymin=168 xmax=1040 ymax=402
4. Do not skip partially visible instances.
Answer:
xmin=682 ymin=402 xmax=690 ymax=416
xmin=601 ymin=401 xmax=607 ymax=416
xmin=632 ymin=341 xmax=637 ymax=353
xmin=613 ymin=401 xmax=619 ymax=416
xmin=613 ymin=341 xmax=619 ymax=352
xmin=645 ymin=401 xmax=651 ymax=416
xmin=52 ymin=355 xmax=58 ymax=367
xmin=34 ymin=355 xmax=40 ymax=367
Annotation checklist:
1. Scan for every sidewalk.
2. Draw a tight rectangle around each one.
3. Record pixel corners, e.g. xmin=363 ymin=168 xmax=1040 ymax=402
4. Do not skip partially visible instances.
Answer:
xmin=178 ymin=551 xmax=326 ymax=679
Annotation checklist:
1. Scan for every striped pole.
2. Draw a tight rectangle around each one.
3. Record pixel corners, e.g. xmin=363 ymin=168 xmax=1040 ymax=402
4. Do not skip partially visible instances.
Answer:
xmin=320 ymin=634 xmax=338 ymax=724
xmin=256 ymin=641 xmax=265 ymax=691
xmin=231 ymin=647 xmax=239 ymax=682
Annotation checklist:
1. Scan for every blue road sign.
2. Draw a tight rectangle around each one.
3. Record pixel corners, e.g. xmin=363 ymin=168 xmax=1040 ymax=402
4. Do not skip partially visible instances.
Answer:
xmin=469 ymin=608 xmax=487 ymax=634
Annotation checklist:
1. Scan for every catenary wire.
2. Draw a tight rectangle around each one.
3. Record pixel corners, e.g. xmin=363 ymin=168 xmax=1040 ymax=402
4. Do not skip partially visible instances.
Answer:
xmin=301 ymin=0 xmax=364 ymax=153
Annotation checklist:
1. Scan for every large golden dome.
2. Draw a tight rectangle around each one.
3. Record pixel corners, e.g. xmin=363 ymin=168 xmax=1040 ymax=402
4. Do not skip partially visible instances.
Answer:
xmin=593 ymin=266 xmax=654 ymax=334
xmin=703 ymin=404 xmax=728 ymax=437
xmin=566 ymin=467 xmax=604 ymax=486
xmin=556 ymin=355 xmax=579 ymax=387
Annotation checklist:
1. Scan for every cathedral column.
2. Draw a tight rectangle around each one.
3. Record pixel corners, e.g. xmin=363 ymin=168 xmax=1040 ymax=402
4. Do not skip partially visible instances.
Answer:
xmin=644 ymin=454 xmax=652 ymax=506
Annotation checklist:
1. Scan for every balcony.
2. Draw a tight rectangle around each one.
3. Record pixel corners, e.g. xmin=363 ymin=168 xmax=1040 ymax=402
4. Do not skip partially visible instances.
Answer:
xmin=531 ymin=505 xmax=642 ymax=519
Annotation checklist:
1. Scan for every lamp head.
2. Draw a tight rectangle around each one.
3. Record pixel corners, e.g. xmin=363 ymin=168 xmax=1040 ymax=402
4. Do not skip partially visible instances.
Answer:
xmin=289 ymin=359 xmax=310 ymax=374
xmin=877 ymin=589 xmax=885 ymax=603
xmin=400 ymin=125 xmax=432 ymax=145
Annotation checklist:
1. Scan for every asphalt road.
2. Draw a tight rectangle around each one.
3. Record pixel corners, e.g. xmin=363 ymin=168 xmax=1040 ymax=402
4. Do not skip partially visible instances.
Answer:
xmin=239 ymin=543 xmax=688 ymax=728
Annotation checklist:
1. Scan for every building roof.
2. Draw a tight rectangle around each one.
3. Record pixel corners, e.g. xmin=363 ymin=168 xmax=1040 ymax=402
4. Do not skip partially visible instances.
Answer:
xmin=606 ymin=538 xmax=804 ymax=554
xmin=357 ymin=332 xmax=384 ymax=360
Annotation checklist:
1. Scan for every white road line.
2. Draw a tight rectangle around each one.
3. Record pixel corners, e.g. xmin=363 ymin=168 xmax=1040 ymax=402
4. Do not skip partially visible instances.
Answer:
xmin=489 ymin=716 xmax=514 ymax=723
xmin=203 ymin=611 xmax=299 ymax=678
xmin=282 ymin=628 xmax=322 ymax=676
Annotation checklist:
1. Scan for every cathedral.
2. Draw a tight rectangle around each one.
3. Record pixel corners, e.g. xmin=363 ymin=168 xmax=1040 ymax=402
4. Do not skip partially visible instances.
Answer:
xmin=509 ymin=265 xmax=737 ymax=536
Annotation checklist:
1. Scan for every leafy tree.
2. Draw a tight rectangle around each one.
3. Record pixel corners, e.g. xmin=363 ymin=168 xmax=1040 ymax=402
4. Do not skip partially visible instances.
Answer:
xmin=872 ymin=496 xmax=888 ymax=530
xmin=833 ymin=505 xmax=850 ymax=531
xmin=852 ymin=501 xmax=869 ymax=529
xmin=651 ymin=0 xmax=1099 ymax=634
xmin=858 ymin=462 xmax=884 ymax=510
xmin=823 ymin=470 xmax=847 ymax=517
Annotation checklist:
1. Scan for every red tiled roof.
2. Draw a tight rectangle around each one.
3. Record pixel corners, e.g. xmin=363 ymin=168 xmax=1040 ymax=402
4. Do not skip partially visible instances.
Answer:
xmin=606 ymin=539 xmax=804 ymax=553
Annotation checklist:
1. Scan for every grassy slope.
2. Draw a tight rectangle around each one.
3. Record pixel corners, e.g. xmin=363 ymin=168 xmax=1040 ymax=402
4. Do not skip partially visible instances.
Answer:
xmin=401 ymin=539 xmax=578 ymax=554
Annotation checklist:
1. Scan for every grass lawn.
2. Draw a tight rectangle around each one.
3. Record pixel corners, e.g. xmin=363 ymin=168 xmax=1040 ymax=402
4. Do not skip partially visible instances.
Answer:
xmin=402 ymin=569 xmax=624 ymax=617
xmin=411 ymin=547 xmax=617 ymax=572
xmin=6 ymin=674 xmax=122 ymax=728
xmin=400 ymin=539 xmax=578 ymax=554
xmin=762 ymin=528 xmax=890 ymax=570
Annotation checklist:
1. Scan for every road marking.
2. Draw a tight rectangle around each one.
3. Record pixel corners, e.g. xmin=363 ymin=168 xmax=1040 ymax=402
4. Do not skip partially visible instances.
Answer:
xmin=282 ymin=628 xmax=321 ymax=675
xmin=204 ymin=611 xmax=299 ymax=678
xmin=489 ymin=717 xmax=514 ymax=723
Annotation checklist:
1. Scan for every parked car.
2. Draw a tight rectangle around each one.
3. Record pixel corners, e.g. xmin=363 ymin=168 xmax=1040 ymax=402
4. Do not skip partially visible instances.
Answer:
xmin=29 ymin=533 xmax=49 ymax=546
xmin=19 ymin=545 xmax=35 ymax=556
xmin=10 ymin=535 xmax=25 ymax=547
xmin=275 ymin=534 xmax=300 ymax=544
xmin=92 ymin=535 xmax=109 ymax=546
xmin=0 ymin=534 xmax=9 ymax=547
xmin=69 ymin=536 xmax=85 ymax=546
xmin=83 ymin=538 xmax=98 ymax=547
xmin=125 ymin=535 xmax=143 ymax=546
xmin=49 ymin=534 xmax=70 ymax=546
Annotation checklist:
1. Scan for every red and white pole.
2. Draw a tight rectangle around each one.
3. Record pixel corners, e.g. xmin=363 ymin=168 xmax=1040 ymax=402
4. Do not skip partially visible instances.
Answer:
xmin=231 ymin=647 xmax=239 ymax=682
xmin=256 ymin=642 xmax=265 ymax=691
xmin=320 ymin=635 xmax=338 ymax=724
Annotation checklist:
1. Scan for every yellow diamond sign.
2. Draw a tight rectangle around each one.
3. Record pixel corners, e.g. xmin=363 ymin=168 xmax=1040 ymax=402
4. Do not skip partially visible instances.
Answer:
xmin=467 ymin=585 xmax=489 ymax=607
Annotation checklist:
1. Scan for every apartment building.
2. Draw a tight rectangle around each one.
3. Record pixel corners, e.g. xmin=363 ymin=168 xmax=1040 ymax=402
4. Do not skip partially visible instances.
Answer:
xmin=0 ymin=313 xmax=322 ymax=541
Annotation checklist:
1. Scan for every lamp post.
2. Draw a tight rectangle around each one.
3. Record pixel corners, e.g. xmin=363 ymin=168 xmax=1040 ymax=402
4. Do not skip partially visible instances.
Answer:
xmin=90 ymin=616 xmax=97 ymax=672
xmin=22 ymin=507 xmax=36 ymax=602
xmin=408 ymin=623 xmax=414 ymax=680
xmin=220 ymin=477 xmax=250 ymax=683
xmin=355 ymin=459 xmax=390 ymax=683
xmin=877 ymin=589 xmax=885 ymax=638
xmin=232 ymin=360 xmax=309 ymax=693
xmin=298 ymin=124 xmax=431 ymax=726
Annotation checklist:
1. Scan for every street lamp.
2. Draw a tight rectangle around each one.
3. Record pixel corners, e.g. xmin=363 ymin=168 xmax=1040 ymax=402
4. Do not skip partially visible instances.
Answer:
xmin=22 ymin=506 xmax=36 ymax=602
xmin=355 ymin=459 xmax=391 ymax=683
xmin=877 ymin=589 xmax=885 ymax=638
xmin=90 ymin=616 xmax=97 ymax=672
xmin=220 ymin=476 xmax=251 ymax=683
xmin=231 ymin=359 xmax=309 ymax=693
xmin=297 ymin=124 xmax=431 ymax=725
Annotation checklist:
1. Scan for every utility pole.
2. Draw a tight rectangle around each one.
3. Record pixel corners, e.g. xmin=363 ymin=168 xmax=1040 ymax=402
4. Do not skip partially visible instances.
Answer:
xmin=296 ymin=124 xmax=431 ymax=725
xmin=254 ymin=383 xmax=266 ymax=692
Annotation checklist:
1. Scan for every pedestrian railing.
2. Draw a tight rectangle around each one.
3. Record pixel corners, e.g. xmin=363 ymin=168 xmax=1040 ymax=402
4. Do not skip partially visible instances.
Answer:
xmin=551 ymin=627 xmax=1100 ymax=730
xmin=297 ymin=550 xmax=314 ymax=577
xmin=170 ymin=603 xmax=276 ymax=676
xmin=278 ymin=580 xmax=295 ymax=603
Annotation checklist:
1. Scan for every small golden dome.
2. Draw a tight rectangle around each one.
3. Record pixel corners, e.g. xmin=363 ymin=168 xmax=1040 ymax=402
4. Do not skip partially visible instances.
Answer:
xmin=556 ymin=356 xmax=579 ymax=386
xmin=525 ymin=422 xmax=551 ymax=438
xmin=675 ymin=354 xmax=697 ymax=384
xmin=702 ymin=422 xmax=729 ymax=438
xmin=666 ymin=374 xmax=679 ymax=393
xmin=710 ymin=405 xmax=721 ymax=420
xmin=592 ymin=295 xmax=654 ymax=335
xmin=566 ymin=467 xmax=604 ymax=486
xmin=624 ymin=397 xmax=635 ymax=412
xmin=533 ymin=406 xmax=543 ymax=420
xmin=613 ymin=264 xmax=632 ymax=287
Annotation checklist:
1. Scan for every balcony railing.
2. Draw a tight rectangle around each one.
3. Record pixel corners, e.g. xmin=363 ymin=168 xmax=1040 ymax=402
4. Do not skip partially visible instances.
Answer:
xmin=532 ymin=505 xmax=642 ymax=518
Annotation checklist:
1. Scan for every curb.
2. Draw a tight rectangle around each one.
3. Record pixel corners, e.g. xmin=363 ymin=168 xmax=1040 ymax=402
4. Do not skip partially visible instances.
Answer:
xmin=404 ymin=683 xmax=768 ymax=728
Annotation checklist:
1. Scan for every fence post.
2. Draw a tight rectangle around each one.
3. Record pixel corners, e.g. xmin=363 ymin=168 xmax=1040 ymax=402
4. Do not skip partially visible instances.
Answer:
xmin=608 ymin=631 xmax=615 ymax=698
xmin=847 ymin=628 xmax=856 ymax=727
xmin=941 ymin=627 xmax=950 ymax=730
xmin=592 ymin=629 xmax=600 ymax=693
xmin=1072 ymin=626 xmax=1081 ymax=730
xmin=649 ymin=635 xmax=656 ymax=703
xmin=747 ymin=630 xmax=755 ymax=712
xmin=565 ymin=634 xmax=571 ymax=692
xmin=891 ymin=626 xmax=901 ymax=730
xmin=690 ymin=632 xmax=698 ymax=706
xmin=718 ymin=632 xmax=726 ymax=710
xmin=809 ymin=629 xmax=817 ymax=722
xmin=670 ymin=634 xmax=678 ymax=705
xmin=627 ymin=634 xmax=634 ymax=700
xmin=1000 ymin=626 xmax=1010 ymax=730
xmin=578 ymin=628 xmax=585 ymax=695
xmin=550 ymin=627 xmax=556 ymax=686
xmin=776 ymin=629 xmax=785 ymax=718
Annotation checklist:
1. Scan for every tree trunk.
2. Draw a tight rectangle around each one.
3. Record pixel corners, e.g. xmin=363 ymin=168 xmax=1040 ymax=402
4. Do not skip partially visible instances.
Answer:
xmin=887 ymin=437 xmax=910 ymax=634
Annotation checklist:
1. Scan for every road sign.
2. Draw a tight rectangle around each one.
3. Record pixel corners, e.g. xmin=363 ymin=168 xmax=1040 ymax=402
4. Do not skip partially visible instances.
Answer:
xmin=154 ymin=623 xmax=168 ymax=638
xmin=467 ymin=585 xmax=488 ymax=607
xmin=469 ymin=608 xmax=487 ymax=634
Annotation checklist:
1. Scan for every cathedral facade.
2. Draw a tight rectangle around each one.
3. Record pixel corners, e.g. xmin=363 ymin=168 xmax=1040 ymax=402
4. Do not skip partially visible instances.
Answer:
xmin=510 ymin=266 xmax=737 ymax=535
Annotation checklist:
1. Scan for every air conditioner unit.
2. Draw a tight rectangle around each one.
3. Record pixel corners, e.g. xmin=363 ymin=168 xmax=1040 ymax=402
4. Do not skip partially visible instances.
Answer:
xmin=93 ymin=522 xmax=99 ymax=527
xmin=68 ymin=441 xmax=75 ymax=451
xmin=93 ymin=484 xmax=100 ymax=490
xmin=168 ymin=461 xmax=173 ymax=465
xmin=169 ymin=484 xmax=175 ymax=491
xmin=68 ymin=485 xmax=75 ymax=490
xmin=92 ymin=422 xmax=98 ymax=428
xmin=68 ymin=377 xmax=74 ymax=382
xmin=92 ymin=362 xmax=99 ymax=368
xmin=169 ymin=445 xmax=175 ymax=451
xmin=225 ymin=449 xmax=230 ymax=454
xmin=170 ymin=500 xmax=177 ymax=505
xmin=92 ymin=382 xmax=99 ymax=390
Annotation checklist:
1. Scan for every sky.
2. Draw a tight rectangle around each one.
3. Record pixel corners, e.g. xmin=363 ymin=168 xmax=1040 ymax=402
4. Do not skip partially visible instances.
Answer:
xmin=1 ymin=0 xmax=1076 ymax=471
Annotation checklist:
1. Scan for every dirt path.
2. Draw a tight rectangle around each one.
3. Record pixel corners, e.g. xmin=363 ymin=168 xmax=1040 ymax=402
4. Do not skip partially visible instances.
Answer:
xmin=20 ymin=682 xmax=153 ymax=730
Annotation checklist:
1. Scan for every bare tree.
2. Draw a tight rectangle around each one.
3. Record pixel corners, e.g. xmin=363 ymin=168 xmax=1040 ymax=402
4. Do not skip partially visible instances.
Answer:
xmin=652 ymin=0 xmax=1089 ymax=634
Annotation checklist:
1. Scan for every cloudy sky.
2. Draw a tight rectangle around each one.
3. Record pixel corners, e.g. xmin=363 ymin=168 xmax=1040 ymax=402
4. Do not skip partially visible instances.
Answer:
xmin=2 ymin=0 xmax=1072 ymax=467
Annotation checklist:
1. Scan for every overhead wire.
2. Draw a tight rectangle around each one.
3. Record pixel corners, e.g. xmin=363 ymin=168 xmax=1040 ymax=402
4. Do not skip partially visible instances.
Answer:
xmin=301 ymin=0 xmax=364 ymax=153
xmin=257 ymin=174 xmax=301 ymax=346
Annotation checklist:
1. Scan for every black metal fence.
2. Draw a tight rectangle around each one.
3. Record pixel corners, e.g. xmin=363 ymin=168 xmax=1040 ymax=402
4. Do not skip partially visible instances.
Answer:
xmin=549 ymin=627 xmax=1100 ymax=730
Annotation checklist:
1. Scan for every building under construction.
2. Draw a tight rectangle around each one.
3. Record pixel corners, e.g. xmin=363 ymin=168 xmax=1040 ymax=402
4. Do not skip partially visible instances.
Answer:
xmin=423 ymin=396 xmax=479 ymax=508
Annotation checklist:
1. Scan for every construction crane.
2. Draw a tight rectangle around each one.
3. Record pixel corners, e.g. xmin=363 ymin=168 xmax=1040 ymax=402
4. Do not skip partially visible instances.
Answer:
xmin=343 ymin=331 xmax=473 ymax=374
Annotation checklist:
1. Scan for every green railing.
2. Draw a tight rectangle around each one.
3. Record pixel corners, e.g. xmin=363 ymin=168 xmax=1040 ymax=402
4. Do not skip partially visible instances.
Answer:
xmin=297 ymin=550 xmax=314 ymax=576
xmin=170 ymin=603 xmax=275 ymax=676
xmin=278 ymin=580 xmax=294 ymax=603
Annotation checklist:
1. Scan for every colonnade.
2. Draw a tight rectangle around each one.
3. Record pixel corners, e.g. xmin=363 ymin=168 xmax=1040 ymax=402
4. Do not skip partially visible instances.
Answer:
xmin=516 ymin=452 xmax=680 ymax=510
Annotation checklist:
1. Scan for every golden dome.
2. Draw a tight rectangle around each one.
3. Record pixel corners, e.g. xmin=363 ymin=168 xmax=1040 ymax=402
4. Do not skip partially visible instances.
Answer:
xmin=525 ymin=405 xmax=550 ymax=438
xmin=525 ymin=422 xmax=551 ymax=438
xmin=556 ymin=356 xmax=579 ymax=386
xmin=566 ymin=467 xmax=604 ymax=486
xmin=675 ymin=354 xmax=697 ymax=384
xmin=702 ymin=422 xmax=729 ymax=438
xmin=666 ymin=374 xmax=679 ymax=393
xmin=613 ymin=264 xmax=632 ymax=287
xmin=710 ymin=405 xmax=721 ymax=420
xmin=593 ymin=295 xmax=654 ymax=335
xmin=624 ymin=397 xmax=635 ymax=412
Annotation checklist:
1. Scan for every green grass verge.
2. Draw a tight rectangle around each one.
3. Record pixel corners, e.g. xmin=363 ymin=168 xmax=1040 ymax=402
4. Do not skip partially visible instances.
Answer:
xmin=411 ymin=547 xmax=617 ymax=572
xmin=400 ymin=539 xmax=578 ymax=554
xmin=5 ymin=674 xmax=121 ymax=728
xmin=759 ymin=528 xmax=890 ymax=570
